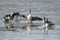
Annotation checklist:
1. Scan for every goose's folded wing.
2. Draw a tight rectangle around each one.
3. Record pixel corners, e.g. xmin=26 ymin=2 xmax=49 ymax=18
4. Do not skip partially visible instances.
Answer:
xmin=32 ymin=17 xmax=43 ymax=21
xmin=21 ymin=15 xmax=27 ymax=19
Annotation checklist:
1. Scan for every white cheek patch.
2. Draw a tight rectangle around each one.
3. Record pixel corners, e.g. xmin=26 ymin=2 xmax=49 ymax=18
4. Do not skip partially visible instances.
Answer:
xmin=6 ymin=17 xmax=11 ymax=19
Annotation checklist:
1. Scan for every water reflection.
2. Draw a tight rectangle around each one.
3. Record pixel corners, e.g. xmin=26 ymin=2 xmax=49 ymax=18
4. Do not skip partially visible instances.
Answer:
xmin=21 ymin=22 xmax=55 ymax=35
xmin=3 ymin=19 xmax=16 ymax=31
xmin=43 ymin=25 xmax=55 ymax=34
xmin=3 ymin=19 xmax=55 ymax=34
xmin=21 ymin=22 xmax=39 ymax=31
xmin=5 ymin=23 xmax=16 ymax=31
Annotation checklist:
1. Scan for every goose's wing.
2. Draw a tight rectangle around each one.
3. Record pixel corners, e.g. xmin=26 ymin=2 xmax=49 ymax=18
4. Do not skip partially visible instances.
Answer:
xmin=32 ymin=16 xmax=43 ymax=21
xmin=49 ymin=23 xmax=55 ymax=25
xmin=12 ymin=12 xmax=20 ymax=17
xmin=45 ymin=21 xmax=54 ymax=25
xmin=45 ymin=21 xmax=52 ymax=23
xmin=21 ymin=15 xmax=27 ymax=19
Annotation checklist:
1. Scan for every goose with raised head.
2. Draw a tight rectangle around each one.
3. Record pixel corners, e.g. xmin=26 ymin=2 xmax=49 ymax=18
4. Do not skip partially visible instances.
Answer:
xmin=3 ymin=15 xmax=15 ymax=31
xmin=3 ymin=14 xmax=12 ymax=24
xmin=43 ymin=17 xmax=55 ymax=34
xmin=21 ymin=9 xmax=43 ymax=22
xmin=3 ymin=12 xmax=21 ymax=23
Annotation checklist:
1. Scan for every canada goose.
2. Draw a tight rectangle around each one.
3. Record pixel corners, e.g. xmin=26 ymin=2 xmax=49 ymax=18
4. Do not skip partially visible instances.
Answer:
xmin=43 ymin=17 xmax=54 ymax=25
xmin=3 ymin=12 xmax=20 ymax=31
xmin=3 ymin=14 xmax=12 ymax=24
xmin=3 ymin=16 xmax=15 ymax=31
xmin=43 ymin=17 xmax=54 ymax=34
xmin=21 ymin=9 xmax=43 ymax=22
xmin=45 ymin=18 xmax=54 ymax=25
xmin=3 ymin=12 xmax=21 ymax=23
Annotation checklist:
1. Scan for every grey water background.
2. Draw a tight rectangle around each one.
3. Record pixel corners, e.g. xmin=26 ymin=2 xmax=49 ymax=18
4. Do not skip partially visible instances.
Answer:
xmin=0 ymin=0 xmax=60 ymax=40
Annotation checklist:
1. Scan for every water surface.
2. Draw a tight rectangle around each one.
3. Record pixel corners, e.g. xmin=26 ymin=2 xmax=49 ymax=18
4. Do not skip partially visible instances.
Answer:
xmin=0 ymin=0 xmax=60 ymax=40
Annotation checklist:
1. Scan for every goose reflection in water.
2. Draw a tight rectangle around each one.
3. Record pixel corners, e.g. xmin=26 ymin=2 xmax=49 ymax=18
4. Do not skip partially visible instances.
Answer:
xmin=21 ymin=22 xmax=39 ymax=32
xmin=43 ymin=25 xmax=55 ymax=34
xmin=5 ymin=23 xmax=16 ymax=31
xmin=43 ymin=17 xmax=55 ymax=34
xmin=3 ymin=16 xmax=16 ymax=31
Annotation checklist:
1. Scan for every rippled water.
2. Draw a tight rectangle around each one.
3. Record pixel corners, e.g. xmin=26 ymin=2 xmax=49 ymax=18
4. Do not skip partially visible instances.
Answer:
xmin=0 ymin=0 xmax=60 ymax=40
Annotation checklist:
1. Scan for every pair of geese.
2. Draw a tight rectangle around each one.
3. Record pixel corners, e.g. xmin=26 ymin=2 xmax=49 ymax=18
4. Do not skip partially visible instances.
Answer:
xmin=3 ymin=9 xmax=54 ymax=29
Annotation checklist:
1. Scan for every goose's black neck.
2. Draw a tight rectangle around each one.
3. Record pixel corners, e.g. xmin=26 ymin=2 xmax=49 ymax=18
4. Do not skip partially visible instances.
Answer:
xmin=11 ymin=12 xmax=20 ymax=20
xmin=44 ymin=17 xmax=46 ymax=22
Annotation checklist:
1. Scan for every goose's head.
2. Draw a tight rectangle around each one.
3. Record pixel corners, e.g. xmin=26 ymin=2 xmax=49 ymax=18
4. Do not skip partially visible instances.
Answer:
xmin=4 ymin=14 xmax=11 ymax=20
xmin=28 ymin=8 xmax=32 ymax=17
